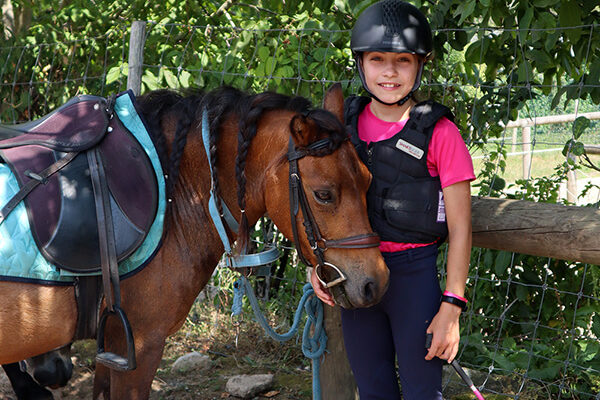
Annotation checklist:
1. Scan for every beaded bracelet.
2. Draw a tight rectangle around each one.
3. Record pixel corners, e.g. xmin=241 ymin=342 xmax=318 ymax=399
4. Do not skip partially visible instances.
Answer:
xmin=441 ymin=290 xmax=468 ymax=311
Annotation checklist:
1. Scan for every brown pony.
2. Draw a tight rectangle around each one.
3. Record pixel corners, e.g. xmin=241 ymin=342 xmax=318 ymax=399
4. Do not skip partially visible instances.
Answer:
xmin=0 ymin=85 xmax=388 ymax=399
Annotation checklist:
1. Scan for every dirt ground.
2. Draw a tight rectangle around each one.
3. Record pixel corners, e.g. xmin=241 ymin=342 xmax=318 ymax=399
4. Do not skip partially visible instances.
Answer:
xmin=0 ymin=302 xmax=313 ymax=400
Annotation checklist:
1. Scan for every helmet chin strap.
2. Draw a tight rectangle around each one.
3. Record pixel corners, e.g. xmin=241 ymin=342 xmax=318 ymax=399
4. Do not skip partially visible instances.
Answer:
xmin=356 ymin=55 xmax=424 ymax=107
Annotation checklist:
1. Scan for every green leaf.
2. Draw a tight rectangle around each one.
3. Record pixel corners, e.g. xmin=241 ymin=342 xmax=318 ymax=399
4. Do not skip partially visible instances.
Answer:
xmin=483 ymin=250 xmax=494 ymax=268
xmin=519 ymin=7 xmax=534 ymax=42
xmin=559 ymin=0 xmax=582 ymax=43
xmin=578 ymin=341 xmax=600 ymax=362
xmin=106 ymin=65 xmax=125 ymax=85
xmin=258 ymin=46 xmax=270 ymax=62
xmin=528 ymin=363 xmax=561 ymax=380
xmin=571 ymin=141 xmax=585 ymax=156
xmin=453 ymin=0 xmax=476 ymax=25
xmin=502 ymin=336 xmax=517 ymax=350
xmin=493 ymin=354 xmax=516 ymax=371
xmin=163 ymin=67 xmax=178 ymax=88
xmin=592 ymin=315 xmax=600 ymax=337
xmin=516 ymin=284 xmax=529 ymax=301
xmin=534 ymin=0 xmax=560 ymax=6
xmin=491 ymin=176 xmax=506 ymax=191
xmin=495 ymin=251 xmax=512 ymax=276
xmin=141 ymin=71 xmax=159 ymax=91
xmin=179 ymin=70 xmax=192 ymax=87
xmin=510 ymin=351 xmax=530 ymax=369
xmin=572 ymin=116 xmax=590 ymax=139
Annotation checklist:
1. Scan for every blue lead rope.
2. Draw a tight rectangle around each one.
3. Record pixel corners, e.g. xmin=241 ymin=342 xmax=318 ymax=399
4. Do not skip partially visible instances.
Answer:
xmin=232 ymin=277 xmax=327 ymax=400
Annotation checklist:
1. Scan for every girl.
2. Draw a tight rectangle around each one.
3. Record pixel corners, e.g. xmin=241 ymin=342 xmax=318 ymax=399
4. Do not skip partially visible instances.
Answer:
xmin=310 ymin=1 xmax=475 ymax=399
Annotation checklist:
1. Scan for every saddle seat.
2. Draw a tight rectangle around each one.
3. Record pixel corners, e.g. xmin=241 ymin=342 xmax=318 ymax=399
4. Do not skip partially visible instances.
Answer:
xmin=0 ymin=95 xmax=109 ymax=151
xmin=0 ymin=93 xmax=158 ymax=273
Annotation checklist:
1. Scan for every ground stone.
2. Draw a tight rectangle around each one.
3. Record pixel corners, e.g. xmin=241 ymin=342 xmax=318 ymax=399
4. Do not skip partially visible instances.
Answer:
xmin=225 ymin=374 xmax=274 ymax=399
xmin=171 ymin=352 xmax=211 ymax=373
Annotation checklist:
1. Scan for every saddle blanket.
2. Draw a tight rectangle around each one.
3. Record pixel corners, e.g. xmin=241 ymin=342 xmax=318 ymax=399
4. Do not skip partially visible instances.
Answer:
xmin=0 ymin=91 xmax=166 ymax=284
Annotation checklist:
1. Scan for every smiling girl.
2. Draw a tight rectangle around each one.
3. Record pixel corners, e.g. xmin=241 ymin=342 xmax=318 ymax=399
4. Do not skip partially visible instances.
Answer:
xmin=310 ymin=1 xmax=475 ymax=399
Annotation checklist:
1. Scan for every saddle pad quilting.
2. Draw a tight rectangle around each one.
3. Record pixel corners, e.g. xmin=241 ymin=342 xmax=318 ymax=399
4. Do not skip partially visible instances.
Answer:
xmin=0 ymin=90 xmax=166 ymax=284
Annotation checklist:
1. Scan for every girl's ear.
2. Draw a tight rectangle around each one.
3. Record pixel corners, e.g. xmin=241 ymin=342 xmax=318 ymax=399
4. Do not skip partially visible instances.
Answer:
xmin=323 ymin=83 xmax=344 ymax=124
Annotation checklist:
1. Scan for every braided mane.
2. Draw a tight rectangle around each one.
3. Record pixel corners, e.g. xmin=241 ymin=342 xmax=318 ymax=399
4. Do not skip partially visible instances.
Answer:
xmin=135 ymin=86 xmax=348 ymax=252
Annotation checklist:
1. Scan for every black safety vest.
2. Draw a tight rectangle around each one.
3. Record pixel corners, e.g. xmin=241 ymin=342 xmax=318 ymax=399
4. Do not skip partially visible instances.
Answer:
xmin=344 ymin=96 xmax=454 ymax=244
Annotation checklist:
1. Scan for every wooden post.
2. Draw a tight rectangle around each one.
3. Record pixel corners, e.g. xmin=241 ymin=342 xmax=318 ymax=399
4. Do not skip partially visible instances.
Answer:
xmin=522 ymin=126 xmax=531 ymax=180
xmin=512 ymin=127 xmax=518 ymax=154
xmin=566 ymin=153 xmax=577 ymax=204
xmin=127 ymin=21 xmax=146 ymax=96
xmin=319 ymin=305 xmax=359 ymax=399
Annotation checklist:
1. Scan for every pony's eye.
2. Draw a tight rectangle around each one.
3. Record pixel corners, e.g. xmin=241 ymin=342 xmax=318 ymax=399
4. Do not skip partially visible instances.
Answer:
xmin=314 ymin=190 xmax=334 ymax=204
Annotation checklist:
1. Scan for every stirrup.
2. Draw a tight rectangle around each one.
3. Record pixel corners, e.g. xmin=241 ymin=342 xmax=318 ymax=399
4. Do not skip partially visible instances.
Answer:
xmin=96 ymin=305 xmax=136 ymax=371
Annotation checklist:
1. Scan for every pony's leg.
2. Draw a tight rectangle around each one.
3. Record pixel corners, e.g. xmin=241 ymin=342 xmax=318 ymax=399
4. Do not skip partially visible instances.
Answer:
xmin=107 ymin=336 xmax=166 ymax=400
xmin=2 ymin=363 xmax=53 ymax=400
xmin=92 ymin=363 xmax=110 ymax=400
xmin=92 ymin=323 xmax=167 ymax=400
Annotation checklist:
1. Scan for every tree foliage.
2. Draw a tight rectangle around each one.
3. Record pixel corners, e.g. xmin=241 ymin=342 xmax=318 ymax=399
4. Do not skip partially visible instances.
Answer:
xmin=2 ymin=1 xmax=600 ymax=397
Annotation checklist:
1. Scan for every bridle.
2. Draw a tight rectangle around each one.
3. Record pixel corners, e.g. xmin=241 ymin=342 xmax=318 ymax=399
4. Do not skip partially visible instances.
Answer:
xmin=202 ymin=107 xmax=380 ymax=294
xmin=287 ymin=137 xmax=380 ymax=289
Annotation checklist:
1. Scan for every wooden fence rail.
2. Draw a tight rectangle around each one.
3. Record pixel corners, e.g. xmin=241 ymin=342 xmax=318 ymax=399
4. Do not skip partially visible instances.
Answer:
xmin=320 ymin=195 xmax=600 ymax=398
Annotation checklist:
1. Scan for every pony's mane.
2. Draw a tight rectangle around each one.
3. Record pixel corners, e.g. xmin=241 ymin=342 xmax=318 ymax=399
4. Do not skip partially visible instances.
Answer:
xmin=136 ymin=86 xmax=348 ymax=252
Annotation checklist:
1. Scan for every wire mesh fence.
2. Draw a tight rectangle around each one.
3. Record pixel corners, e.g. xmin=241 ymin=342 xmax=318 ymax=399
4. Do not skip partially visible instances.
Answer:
xmin=0 ymin=18 xmax=599 ymax=399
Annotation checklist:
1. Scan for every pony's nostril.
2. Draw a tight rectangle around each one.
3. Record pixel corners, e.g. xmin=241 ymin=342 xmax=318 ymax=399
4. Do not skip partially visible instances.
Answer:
xmin=363 ymin=279 xmax=376 ymax=303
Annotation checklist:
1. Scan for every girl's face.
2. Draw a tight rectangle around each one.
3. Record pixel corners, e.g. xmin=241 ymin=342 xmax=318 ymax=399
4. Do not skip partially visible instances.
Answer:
xmin=361 ymin=51 xmax=420 ymax=105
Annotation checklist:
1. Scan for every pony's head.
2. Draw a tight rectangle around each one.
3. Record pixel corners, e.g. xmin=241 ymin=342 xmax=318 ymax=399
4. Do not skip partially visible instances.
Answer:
xmin=261 ymin=85 xmax=389 ymax=308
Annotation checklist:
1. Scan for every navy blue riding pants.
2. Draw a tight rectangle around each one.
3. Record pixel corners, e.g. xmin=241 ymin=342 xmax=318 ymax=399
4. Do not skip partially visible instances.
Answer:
xmin=341 ymin=245 xmax=443 ymax=400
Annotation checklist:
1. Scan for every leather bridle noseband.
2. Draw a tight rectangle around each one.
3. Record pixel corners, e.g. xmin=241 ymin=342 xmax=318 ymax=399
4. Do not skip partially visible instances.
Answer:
xmin=287 ymin=137 xmax=380 ymax=289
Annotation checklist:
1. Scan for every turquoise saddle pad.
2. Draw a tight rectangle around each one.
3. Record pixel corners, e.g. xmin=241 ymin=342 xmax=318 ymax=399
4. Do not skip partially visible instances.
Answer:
xmin=0 ymin=91 xmax=166 ymax=284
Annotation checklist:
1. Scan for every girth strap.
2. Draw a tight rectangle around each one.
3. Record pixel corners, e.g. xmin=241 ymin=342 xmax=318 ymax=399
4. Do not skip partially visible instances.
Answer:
xmin=0 ymin=151 xmax=78 ymax=225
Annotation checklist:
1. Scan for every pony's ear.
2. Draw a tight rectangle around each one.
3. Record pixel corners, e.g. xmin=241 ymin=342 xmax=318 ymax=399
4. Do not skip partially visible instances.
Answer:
xmin=323 ymin=83 xmax=344 ymax=123
xmin=290 ymin=114 xmax=317 ymax=147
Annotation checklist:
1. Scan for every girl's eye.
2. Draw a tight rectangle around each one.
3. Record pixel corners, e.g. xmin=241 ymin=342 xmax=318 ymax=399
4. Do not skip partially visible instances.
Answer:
xmin=314 ymin=190 xmax=334 ymax=204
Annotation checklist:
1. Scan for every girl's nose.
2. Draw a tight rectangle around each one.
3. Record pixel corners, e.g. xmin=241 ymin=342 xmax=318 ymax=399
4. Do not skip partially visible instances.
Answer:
xmin=382 ymin=62 xmax=398 ymax=77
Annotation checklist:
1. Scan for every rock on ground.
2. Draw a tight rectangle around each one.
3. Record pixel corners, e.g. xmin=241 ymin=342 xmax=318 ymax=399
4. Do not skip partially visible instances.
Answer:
xmin=171 ymin=352 xmax=211 ymax=373
xmin=225 ymin=374 xmax=274 ymax=399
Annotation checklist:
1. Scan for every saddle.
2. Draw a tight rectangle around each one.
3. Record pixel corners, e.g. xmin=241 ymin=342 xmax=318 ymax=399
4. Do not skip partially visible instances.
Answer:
xmin=0 ymin=94 xmax=158 ymax=272
xmin=0 ymin=93 xmax=159 ymax=371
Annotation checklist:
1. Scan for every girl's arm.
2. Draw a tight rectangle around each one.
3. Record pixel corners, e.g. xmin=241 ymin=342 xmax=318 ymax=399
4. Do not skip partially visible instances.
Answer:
xmin=425 ymin=180 xmax=471 ymax=363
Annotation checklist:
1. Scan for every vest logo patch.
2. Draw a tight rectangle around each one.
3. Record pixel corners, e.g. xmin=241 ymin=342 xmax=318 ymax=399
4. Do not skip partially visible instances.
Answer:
xmin=437 ymin=190 xmax=446 ymax=223
xmin=395 ymin=138 xmax=424 ymax=159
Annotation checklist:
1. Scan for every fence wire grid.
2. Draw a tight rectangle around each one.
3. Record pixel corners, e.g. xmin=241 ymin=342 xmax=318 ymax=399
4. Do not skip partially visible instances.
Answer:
xmin=1 ymin=19 xmax=600 ymax=400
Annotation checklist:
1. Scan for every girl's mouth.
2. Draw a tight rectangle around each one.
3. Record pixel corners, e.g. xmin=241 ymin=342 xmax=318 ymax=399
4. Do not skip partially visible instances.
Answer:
xmin=379 ymin=83 xmax=400 ymax=89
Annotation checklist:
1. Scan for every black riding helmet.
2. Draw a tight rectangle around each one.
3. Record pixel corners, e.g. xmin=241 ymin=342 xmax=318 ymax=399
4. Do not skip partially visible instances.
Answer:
xmin=351 ymin=0 xmax=433 ymax=106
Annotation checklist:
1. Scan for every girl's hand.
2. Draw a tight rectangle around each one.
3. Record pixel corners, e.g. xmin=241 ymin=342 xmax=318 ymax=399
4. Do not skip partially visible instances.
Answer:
xmin=425 ymin=302 xmax=461 ymax=363
xmin=309 ymin=268 xmax=336 ymax=307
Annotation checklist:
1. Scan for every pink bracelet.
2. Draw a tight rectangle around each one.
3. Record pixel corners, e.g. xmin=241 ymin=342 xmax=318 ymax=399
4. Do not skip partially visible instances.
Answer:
xmin=443 ymin=290 xmax=468 ymax=303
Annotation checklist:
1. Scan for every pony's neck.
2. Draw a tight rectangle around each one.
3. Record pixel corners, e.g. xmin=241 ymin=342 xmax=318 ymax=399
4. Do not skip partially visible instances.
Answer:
xmin=215 ymin=111 xmax=293 ymax=231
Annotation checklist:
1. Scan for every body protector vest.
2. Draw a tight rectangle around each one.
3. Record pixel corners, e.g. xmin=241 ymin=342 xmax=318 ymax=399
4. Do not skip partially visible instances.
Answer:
xmin=344 ymin=96 xmax=454 ymax=244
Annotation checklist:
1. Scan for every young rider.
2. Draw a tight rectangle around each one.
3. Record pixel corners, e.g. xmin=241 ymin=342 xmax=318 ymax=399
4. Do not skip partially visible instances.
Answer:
xmin=310 ymin=1 xmax=475 ymax=398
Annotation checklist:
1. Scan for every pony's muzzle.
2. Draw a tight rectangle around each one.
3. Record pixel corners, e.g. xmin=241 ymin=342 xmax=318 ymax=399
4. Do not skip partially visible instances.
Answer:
xmin=315 ymin=262 xmax=347 ymax=288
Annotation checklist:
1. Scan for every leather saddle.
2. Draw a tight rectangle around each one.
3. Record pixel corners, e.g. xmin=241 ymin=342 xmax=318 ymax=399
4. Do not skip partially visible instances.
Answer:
xmin=0 ymin=94 xmax=158 ymax=273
